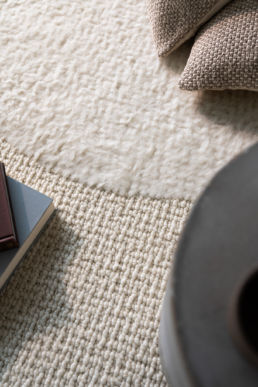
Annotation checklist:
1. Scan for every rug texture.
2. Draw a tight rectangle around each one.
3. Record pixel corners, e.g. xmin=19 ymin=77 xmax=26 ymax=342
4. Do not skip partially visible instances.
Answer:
xmin=0 ymin=0 xmax=258 ymax=200
xmin=0 ymin=139 xmax=192 ymax=386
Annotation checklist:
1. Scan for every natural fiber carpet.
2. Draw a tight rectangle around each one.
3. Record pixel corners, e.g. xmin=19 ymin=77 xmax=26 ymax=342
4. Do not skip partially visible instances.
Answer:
xmin=0 ymin=139 xmax=192 ymax=386
xmin=1 ymin=0 xmax=258 ymax=199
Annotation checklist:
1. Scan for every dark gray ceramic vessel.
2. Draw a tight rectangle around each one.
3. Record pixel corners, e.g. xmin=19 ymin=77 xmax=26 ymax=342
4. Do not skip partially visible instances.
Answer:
xmin=159 ymin=143 xmax=258 ymax=387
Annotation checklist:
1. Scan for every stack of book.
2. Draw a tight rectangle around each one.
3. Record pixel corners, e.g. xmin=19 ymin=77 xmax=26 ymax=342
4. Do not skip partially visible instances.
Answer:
xmin=0 ymin=162 xmax=55 ymax=292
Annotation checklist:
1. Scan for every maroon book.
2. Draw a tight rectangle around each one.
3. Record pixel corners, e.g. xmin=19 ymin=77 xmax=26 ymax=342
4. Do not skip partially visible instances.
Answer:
xmin=0 ymin=162 xmax=19 ymax=252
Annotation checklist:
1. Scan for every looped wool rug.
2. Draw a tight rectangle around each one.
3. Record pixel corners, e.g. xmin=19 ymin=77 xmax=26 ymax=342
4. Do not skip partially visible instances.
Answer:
xmin=0 ymin=0 xmax=258 ymax=384
xmin=0 ymin=139 xmax=192 ymax=386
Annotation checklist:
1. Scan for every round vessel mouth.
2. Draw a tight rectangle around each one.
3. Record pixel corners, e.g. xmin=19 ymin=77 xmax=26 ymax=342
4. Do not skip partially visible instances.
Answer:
xmin=229 ymin=268 xmax=258 ymax=367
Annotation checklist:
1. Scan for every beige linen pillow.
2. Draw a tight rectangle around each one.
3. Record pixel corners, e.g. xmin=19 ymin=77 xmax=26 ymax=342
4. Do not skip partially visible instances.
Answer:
xmin=179 ymin=0 xmax=258 ymax=91
xmin=146 ymin=0 xmax=231 ymax=57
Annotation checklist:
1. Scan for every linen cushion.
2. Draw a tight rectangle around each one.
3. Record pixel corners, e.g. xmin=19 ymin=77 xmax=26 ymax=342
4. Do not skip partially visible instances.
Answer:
xmin=179 ymin=0 xmax=258 ymax=91
xmin=146 ymin=0 xmax=231 ymax=57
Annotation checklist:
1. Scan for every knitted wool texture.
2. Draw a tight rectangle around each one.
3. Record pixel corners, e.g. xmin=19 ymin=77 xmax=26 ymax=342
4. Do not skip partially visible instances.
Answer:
xmin=179 ymin=0 xmax=258 ymax=91
xmin=0 ymin=139 xmax=192 ymax=386
xmin=146 ymin=0 xmax=231 ymax=56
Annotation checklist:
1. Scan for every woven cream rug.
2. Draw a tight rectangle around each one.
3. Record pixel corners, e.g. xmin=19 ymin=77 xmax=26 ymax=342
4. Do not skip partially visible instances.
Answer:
xmin=0 ymin=139 xmax=192 ymax=386
xmin=1 ymin=0 xmax=257 ymax=384
xmin=0 ymin=0 xmax=258 ymax=200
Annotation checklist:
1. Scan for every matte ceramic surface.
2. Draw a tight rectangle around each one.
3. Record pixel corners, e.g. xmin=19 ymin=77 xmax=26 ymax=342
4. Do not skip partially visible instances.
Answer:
xmin=160 ymin=143 xmax=258 ymax=386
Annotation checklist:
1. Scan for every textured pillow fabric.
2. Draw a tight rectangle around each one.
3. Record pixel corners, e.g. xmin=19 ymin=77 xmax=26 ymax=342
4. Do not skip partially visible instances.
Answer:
xmin=146 ymin=0 xmax=231 ymax=57
xmin=179 ymin=0 xmax=258 ymax=91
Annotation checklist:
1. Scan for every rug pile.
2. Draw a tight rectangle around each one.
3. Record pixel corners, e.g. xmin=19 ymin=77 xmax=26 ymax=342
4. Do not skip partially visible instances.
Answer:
xmin=0 ymin=0 xmax=257 ymax=199
xmin=0 ymin=139 xmax=191 ymax=386
xmin=0 ymin=0 xmax=257 ymax=385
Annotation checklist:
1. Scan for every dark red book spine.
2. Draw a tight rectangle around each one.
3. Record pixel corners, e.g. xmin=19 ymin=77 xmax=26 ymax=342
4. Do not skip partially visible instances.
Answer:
xmin=0 ymin=162 xmax=19 ymax=252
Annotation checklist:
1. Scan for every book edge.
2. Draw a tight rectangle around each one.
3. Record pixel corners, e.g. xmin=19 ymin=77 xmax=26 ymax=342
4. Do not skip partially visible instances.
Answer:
xmin=2 ymin=164 xmax=19 ymax=246
xmin=0 ymin=203 xmax=56 ymax=293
